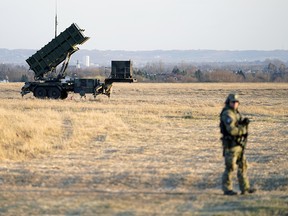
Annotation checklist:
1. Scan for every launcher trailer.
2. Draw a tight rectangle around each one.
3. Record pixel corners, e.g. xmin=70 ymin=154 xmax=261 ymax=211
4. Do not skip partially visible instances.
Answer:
xmin=21 ymin=23 xmax=136 ymax=99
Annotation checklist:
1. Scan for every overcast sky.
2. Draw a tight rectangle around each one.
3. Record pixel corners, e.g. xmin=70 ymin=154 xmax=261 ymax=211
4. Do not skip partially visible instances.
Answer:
xmin=1 ymin=0 xmax=287 ymax=51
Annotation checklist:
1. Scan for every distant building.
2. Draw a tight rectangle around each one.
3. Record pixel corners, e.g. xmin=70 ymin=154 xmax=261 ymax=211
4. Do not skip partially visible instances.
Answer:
xmin=84 ymin=56 xmax=90 ymax=67
xmin=0 ymin=75 xmax=9 ymax=83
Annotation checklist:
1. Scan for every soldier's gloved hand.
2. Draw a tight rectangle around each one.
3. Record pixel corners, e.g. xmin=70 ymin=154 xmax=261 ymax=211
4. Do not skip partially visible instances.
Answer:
xmin=241 ymin=118 xmax=250 ymax=126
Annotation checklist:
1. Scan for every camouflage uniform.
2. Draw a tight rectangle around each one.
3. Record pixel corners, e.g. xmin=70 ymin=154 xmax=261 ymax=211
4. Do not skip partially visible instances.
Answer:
xmin=220 ymin=94 xmax=255 ymax=195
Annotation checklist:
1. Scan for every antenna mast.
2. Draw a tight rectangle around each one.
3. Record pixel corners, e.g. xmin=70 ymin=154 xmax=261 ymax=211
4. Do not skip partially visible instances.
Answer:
xmin=55 ymin=0 xmax=58 ymax=38
xmin=53 ymin=0 xmax=58 ymax=73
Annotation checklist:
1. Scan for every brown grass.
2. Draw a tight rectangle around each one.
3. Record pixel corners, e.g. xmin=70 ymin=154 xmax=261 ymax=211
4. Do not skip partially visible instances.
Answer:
xmin=0 ymin=82 xmax=287 ymax=215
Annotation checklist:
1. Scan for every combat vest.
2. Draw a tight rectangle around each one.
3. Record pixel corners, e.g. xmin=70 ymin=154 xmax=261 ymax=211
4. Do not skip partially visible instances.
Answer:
xmin=220 ymin=106 xmax=244 ymax=147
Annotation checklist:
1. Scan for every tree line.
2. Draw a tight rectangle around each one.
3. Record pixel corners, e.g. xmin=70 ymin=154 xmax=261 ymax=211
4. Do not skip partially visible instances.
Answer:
xmin=1 ymin=59 xmax=288 ymax=83
xmin=133 ymin=59 xmax=288 ymax=82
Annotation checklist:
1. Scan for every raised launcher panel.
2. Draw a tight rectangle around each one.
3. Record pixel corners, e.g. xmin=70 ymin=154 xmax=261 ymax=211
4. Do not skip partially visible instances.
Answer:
xmin=26 ymin=23 xmax=89 ymax=80
xmin=106 ymin=60 xmax=136 ymax=83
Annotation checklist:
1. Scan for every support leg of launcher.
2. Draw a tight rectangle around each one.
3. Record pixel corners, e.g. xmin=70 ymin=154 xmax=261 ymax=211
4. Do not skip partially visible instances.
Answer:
xmin=104 ymin=83 xmax=113 ymax=98
xmin=93 ymin=83 xmax=113 ymax=98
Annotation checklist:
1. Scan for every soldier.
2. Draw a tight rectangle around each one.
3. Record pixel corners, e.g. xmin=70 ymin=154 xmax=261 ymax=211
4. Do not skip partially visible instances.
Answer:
xmin=220 ymin=93 xmax=256 ymax=195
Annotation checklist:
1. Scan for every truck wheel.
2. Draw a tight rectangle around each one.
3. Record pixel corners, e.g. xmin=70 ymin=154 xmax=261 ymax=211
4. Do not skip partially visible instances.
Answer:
xmin=61 ymin=91 xmax=68 ymax=100
xmin=48 ymin=87 xmax=61 ymax=99
xmin=34 ymin=87 xmax=47 ymax=99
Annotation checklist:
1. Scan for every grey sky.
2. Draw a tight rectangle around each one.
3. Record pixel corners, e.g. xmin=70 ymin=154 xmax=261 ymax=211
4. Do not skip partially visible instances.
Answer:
xmin=1 ymin=0 xmax=287 ymax=50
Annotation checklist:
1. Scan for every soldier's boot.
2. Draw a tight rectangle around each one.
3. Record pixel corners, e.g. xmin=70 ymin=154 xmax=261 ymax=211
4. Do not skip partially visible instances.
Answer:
xmin=241 ymin=188 xmax=256 ymax=195
xmin=224 ymin=190 xmax=238 ymax=196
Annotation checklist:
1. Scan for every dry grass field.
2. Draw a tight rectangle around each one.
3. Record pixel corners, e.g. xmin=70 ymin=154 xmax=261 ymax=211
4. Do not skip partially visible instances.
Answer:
xmin=0 ymin=82 xmax=287 ymax=215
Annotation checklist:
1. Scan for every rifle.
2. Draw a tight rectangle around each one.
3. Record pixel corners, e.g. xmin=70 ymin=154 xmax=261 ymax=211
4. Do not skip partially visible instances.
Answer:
xmin=239 ymin=118 xmax=250 ymax=160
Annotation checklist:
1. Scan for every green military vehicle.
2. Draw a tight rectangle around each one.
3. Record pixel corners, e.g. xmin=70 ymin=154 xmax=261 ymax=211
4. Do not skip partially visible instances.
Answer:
xmin=21 ymin=23 xmax=136 ymax=99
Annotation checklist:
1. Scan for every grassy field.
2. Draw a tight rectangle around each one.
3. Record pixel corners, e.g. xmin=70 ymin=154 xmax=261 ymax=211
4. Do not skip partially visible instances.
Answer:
xmin=0 ymin=82 xmax=287 ymax=215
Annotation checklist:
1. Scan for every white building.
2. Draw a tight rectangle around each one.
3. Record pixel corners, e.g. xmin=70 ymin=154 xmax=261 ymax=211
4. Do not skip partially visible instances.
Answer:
xmin=84 ymin=56 xmax=90 ymax=67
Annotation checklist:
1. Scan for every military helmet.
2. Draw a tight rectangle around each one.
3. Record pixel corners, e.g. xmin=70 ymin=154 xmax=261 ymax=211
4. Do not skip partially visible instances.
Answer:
xmin=225 ymin=93 xmax=239 ymax=104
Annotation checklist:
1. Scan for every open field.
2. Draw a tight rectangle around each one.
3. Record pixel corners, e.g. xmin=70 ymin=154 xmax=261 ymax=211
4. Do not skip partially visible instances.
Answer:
xmin=0 ymin=82 xmax=287 ymax=215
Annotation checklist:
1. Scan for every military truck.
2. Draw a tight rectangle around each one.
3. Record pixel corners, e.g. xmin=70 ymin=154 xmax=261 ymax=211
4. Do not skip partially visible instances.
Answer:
xmin=21 ymin=23 xmax=136 ymax=99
